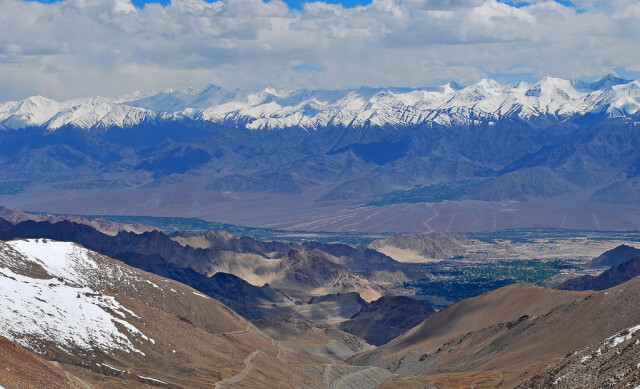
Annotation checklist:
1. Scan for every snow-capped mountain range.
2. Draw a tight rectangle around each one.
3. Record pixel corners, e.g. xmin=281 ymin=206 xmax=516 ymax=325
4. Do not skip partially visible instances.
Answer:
xmin=1 ymin=74 xmax=639 ymax=131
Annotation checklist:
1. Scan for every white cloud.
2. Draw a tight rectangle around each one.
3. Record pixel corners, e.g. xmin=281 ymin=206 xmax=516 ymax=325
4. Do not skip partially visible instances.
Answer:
xmin=0 ymin=0 xmax=638 ymax=100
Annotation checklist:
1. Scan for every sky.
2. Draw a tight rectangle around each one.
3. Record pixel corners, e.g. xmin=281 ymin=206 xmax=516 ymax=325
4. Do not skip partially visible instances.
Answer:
xmin=2 ymin=0 xmax=640 ymax=100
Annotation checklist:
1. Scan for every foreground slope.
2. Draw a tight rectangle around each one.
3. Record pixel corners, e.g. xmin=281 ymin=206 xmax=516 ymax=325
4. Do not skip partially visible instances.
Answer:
xmin=518 ymin=323 xmax=640 ymax=388
xmin=0 ymin=336 xmax=74 ymax=389
xmin=0 ymin=238 xmax=391 ymax=388
xmin=353 ymin=278 xmax=640 ymax=386
xmin=350 ymin=283 xmax=590 ymax=367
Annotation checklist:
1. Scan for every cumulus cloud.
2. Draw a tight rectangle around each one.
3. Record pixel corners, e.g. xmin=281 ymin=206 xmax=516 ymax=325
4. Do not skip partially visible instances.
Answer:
xmin=0 ymin=0 xmax=638 ymax=100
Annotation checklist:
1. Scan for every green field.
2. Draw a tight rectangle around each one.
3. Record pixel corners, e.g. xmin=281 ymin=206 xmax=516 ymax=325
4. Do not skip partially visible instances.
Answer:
xmin=405 ymin=259 xmax=573 ymax=302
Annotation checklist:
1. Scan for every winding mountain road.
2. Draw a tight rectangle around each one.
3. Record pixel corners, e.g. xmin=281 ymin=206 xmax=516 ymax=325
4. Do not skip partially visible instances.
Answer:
xmin=215 ymin=350 xmax=261 ymax=389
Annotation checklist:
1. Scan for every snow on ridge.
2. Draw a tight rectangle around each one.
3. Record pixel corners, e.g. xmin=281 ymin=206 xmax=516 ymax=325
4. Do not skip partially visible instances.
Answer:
xmin=6 ymin=239 xmax=99 ymax=287
xmin=607 ymin=323 xmax=640 ymax=348
xmin=0 ymin=266 xmax=145 ymax=355
xmin=1 ymin=76 xmax=639 ymax=131
xmin=0 ymin=96 xmax=157 ymax=131
xmin=0 ymin=239 xmax=150 ymax=356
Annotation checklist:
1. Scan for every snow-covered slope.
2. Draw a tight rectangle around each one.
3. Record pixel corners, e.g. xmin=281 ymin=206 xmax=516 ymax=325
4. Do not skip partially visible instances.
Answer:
xmin=1 ymin=75 xmax=638 ymax=131
xmin=0 ymin=239 xmax=150 ymax=355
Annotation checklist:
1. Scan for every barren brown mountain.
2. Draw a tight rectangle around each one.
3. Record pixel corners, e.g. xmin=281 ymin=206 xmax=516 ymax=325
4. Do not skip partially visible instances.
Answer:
xmin=350 ymin=283 xmax=592 ymax=384
xmin=352 ymin=277 xmax=640 ymax=387
xmin=557 ymin=255 xmax=640 ymax=291
xmin=587 ymin=244 xmax=640 ymax=268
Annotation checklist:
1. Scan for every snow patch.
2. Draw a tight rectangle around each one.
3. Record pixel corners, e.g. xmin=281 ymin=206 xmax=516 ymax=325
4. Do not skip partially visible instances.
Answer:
xmin=138 ymin=375 xmax=167 ymax=385
xmin=146 ymin=279 xmax=160 ymax=289
xmin=101 ymin=363 xmax=126 ymax=374
xmin=192 ymin=291 xmax=210 ymax=299
xmin=608 ymin=324 xmax=640 ymax=347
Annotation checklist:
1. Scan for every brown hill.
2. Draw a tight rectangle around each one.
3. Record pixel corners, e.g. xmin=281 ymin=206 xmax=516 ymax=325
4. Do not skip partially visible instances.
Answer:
xmin=272 ymin=248 xmax=385 ymax=302
xmin=172 ymin=229 xmax=410 ymax=291
xmin=259 ymin=292 xmax=369 ymax=325
xmin=350 ymin=283 xmax=589 ymax=367
xmin=352 ymin=278 xmax=640 ymax=387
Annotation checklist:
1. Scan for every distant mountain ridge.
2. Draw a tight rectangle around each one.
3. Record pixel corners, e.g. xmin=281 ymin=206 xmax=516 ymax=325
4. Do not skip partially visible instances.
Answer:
xmin=1 ymin=75 xmax=638 ymax=131
xmin=2 ymin=75 xmax=640 ymax=232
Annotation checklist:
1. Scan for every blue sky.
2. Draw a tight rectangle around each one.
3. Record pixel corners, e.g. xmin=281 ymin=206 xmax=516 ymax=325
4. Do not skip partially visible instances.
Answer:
xmin=5 ymin=0 xmax=640 ymax=100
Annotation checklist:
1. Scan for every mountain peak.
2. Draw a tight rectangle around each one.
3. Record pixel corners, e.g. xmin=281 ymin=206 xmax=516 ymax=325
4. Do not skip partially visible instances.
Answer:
xmin=2 ymin=75 xmax=639 ymax=132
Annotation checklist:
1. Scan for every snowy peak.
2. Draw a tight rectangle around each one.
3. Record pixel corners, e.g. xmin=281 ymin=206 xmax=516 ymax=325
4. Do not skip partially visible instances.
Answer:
xmin=0 ymin=95 xmax=158 ymax=131
xmin=45 ymin=96 xmax=158 ymax=130
xmin=0 ymin=96 xmax=61 ymax=130
xmin=1 ymin=75 xmax=639 ymax=131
